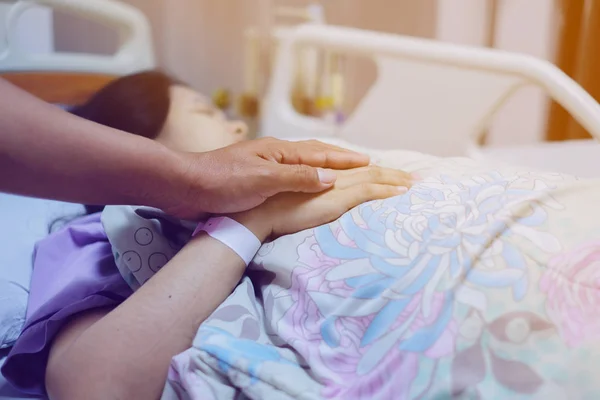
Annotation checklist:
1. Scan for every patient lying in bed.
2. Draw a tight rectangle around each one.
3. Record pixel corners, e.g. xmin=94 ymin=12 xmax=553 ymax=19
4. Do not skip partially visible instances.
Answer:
xmin=0 ymin=71 xmax=409 ymax=399
xmin=4 ymin=71 xmax=600 ymax=400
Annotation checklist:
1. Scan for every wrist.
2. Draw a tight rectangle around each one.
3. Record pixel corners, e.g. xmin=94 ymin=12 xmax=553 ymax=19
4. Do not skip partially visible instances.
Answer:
xmin=146 ymin=148 xmax=194 ymax=212
xmin=191 ymin=215 xmax=265 ymax=266
xmin=226 ymin=210 xmax=271 ymax=242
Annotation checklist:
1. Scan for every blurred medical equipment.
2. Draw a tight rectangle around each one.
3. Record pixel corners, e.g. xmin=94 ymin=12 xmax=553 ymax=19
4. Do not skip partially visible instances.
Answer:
xmin=223 ymin=0 xmax=347 ymax=128
xmin=236 ymin=1 xmax=326 ymax=118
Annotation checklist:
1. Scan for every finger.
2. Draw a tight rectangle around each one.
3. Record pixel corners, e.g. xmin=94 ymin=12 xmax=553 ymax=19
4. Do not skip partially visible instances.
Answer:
xmin=300 ymin=139 xmax=358 ymax=154
xmin=295 ymin=142 xmax=370 ymax=169
xmin=335 ymin=166 xmax=413 ymax=189
xmin=341 ymin=184 xmax=407 ymax=209
xmin=260 ymin=164 xmax=337 ymax=196
xmin=302 ymin=140 xmax=373 ymax=167
xmin=263 ymin=139 xmax=370 ymax=169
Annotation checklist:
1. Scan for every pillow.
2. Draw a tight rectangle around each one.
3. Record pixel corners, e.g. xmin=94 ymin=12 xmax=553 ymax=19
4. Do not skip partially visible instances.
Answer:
xmin=0 ymin=280 xmax=27 ymax=349
xmin=0 ymin=193 xmax=83 ymax=348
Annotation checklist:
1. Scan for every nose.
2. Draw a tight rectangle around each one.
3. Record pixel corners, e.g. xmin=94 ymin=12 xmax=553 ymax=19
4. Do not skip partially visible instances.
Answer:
xmin=231 ymin=121 xmax=248 ymax=140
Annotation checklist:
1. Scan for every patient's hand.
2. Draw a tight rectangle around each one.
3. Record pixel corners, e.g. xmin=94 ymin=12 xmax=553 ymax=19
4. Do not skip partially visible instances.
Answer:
xmin=231 ymin=166 xmax=413 ymax=240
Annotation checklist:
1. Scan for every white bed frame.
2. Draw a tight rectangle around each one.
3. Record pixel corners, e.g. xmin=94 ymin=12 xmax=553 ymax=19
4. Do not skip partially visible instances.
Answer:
xmin=262 ymin=25 xmax=600 ymax=177
xmin=0 ymin=0 xmax=154 ymax=75
xmin=0 ymin=0 xmax=155 ymax=106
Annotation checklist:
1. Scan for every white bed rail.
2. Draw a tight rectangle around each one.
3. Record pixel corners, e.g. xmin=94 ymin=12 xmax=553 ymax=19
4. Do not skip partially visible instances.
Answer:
xmin=0 ymin=0 xmax=155 ymax=75
xmin=262 ymin=24 xmax=600 ymax=156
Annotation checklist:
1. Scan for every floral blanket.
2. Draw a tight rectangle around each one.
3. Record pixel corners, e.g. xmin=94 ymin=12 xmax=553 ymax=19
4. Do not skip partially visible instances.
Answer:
xmin=157 ymin=149 xmax=600 ymax=399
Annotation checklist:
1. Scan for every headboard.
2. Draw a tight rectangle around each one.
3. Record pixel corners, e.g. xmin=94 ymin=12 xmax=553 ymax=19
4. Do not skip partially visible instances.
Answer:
xmin=0 ymin=0 xmax=156 ymax=105
xmin=262 ymin=25 xmax=600 ymax=157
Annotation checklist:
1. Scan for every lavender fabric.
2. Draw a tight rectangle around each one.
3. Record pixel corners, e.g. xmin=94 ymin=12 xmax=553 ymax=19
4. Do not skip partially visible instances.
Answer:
xmin=0 ymin=213 xmax=132 ymax=396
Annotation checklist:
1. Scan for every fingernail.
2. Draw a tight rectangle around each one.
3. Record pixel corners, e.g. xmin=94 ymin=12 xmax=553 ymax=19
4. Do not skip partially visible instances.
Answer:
xmin=397 ymin=186 xmax=408 ymax=194
xmin=318 ymin=168 xmax=337 ymax=184
xmin=411 ymin=172 xmax=422 ymax=180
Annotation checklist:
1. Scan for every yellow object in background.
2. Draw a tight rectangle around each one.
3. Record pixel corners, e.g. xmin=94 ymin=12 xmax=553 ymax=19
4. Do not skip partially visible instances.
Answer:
xmin=331 ymin=72 xmax=344 ymax=110
xmin=292 ymin=94 xmax=315 ymax=116
xmin=237 ymin=93 xmax=260 ymax=118
xmin=212 ymin=88 xmax=231 ymax=110
xmin=315 ymin=96 xmax=333 ymax=112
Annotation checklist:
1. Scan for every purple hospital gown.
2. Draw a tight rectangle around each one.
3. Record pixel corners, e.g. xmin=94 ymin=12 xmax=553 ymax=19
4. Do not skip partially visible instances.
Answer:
xmin=1 ymin=213 xmax=132 ymax=396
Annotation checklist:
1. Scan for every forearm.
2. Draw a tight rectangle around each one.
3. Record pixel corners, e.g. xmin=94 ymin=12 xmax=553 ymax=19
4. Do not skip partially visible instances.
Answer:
xmin=52 ymin=233 xmax=248 ymax=399
xmin=0 ymin=78 xmax=184 ymax=207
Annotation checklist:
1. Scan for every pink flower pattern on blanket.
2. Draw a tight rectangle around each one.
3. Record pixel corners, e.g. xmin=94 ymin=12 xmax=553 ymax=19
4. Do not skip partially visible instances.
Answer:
xmin=277 ymin=233 xmax=457 ymax=398
xmin=540 ymin=240 xmax=600 ymax=348
xmin=162 ymin=170 xmax=600 ymax=399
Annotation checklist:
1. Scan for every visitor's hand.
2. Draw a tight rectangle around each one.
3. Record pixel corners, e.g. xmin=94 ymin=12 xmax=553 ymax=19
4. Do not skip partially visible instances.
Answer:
xmin=231 ymin=166 xmax=413 ymax=240
xmin=161 ymin=138 xmax=371 ymax=218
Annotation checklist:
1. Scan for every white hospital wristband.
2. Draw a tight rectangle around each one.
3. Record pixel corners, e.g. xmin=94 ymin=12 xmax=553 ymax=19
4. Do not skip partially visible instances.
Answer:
xmin=192 ymin=216 xmax=262 ymax=266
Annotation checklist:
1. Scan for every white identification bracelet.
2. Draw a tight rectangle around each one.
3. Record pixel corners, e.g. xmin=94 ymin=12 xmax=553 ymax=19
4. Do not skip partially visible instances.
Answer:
xmin=192 ymin=216 xmax=262 ymax=266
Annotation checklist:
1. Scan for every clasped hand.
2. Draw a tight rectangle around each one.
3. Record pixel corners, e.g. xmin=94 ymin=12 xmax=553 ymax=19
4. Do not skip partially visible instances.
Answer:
xmin=160 ymin=137 xmax=413 ymax=239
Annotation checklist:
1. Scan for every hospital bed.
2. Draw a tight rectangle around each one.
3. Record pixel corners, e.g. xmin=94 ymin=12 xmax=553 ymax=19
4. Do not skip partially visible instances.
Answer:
xmin=1 ymin=0 xmax=600 ymax=398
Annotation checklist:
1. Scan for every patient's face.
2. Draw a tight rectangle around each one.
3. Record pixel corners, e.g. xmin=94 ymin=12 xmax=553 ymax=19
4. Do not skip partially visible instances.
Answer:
xmin=157 ymin=85 xmax=248 ymax=152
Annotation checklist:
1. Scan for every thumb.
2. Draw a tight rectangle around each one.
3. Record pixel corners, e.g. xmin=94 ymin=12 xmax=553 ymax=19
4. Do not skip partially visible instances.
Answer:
xmin=270 ymin=164 xmax=337 ymax=194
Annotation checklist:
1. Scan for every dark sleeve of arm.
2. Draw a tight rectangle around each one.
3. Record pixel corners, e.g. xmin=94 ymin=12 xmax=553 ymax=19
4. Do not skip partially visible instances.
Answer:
xmin=0 ymin=78 xmax=185 ymax=208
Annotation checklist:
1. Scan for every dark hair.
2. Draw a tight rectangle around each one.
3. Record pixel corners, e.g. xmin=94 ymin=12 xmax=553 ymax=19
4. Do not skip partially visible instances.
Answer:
xmin=50 ymin=71 xmax=176 ymax=231
xmin=72 ymin=70 xmax=176 ymax=215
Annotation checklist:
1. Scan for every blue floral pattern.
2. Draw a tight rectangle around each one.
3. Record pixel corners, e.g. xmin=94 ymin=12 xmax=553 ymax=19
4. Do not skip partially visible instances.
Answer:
xmin=312 ymin=172 xmax=562 ymax=372
xmin=159 ymin=168 xmax=600 ymax=399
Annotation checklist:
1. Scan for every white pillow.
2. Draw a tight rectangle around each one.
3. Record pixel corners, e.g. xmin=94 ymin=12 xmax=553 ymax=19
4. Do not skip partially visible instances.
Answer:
xmin=0 ymin=193 xmax=84 ymax=287
xmin=0 ymin=280 xmax=27 ymax=349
